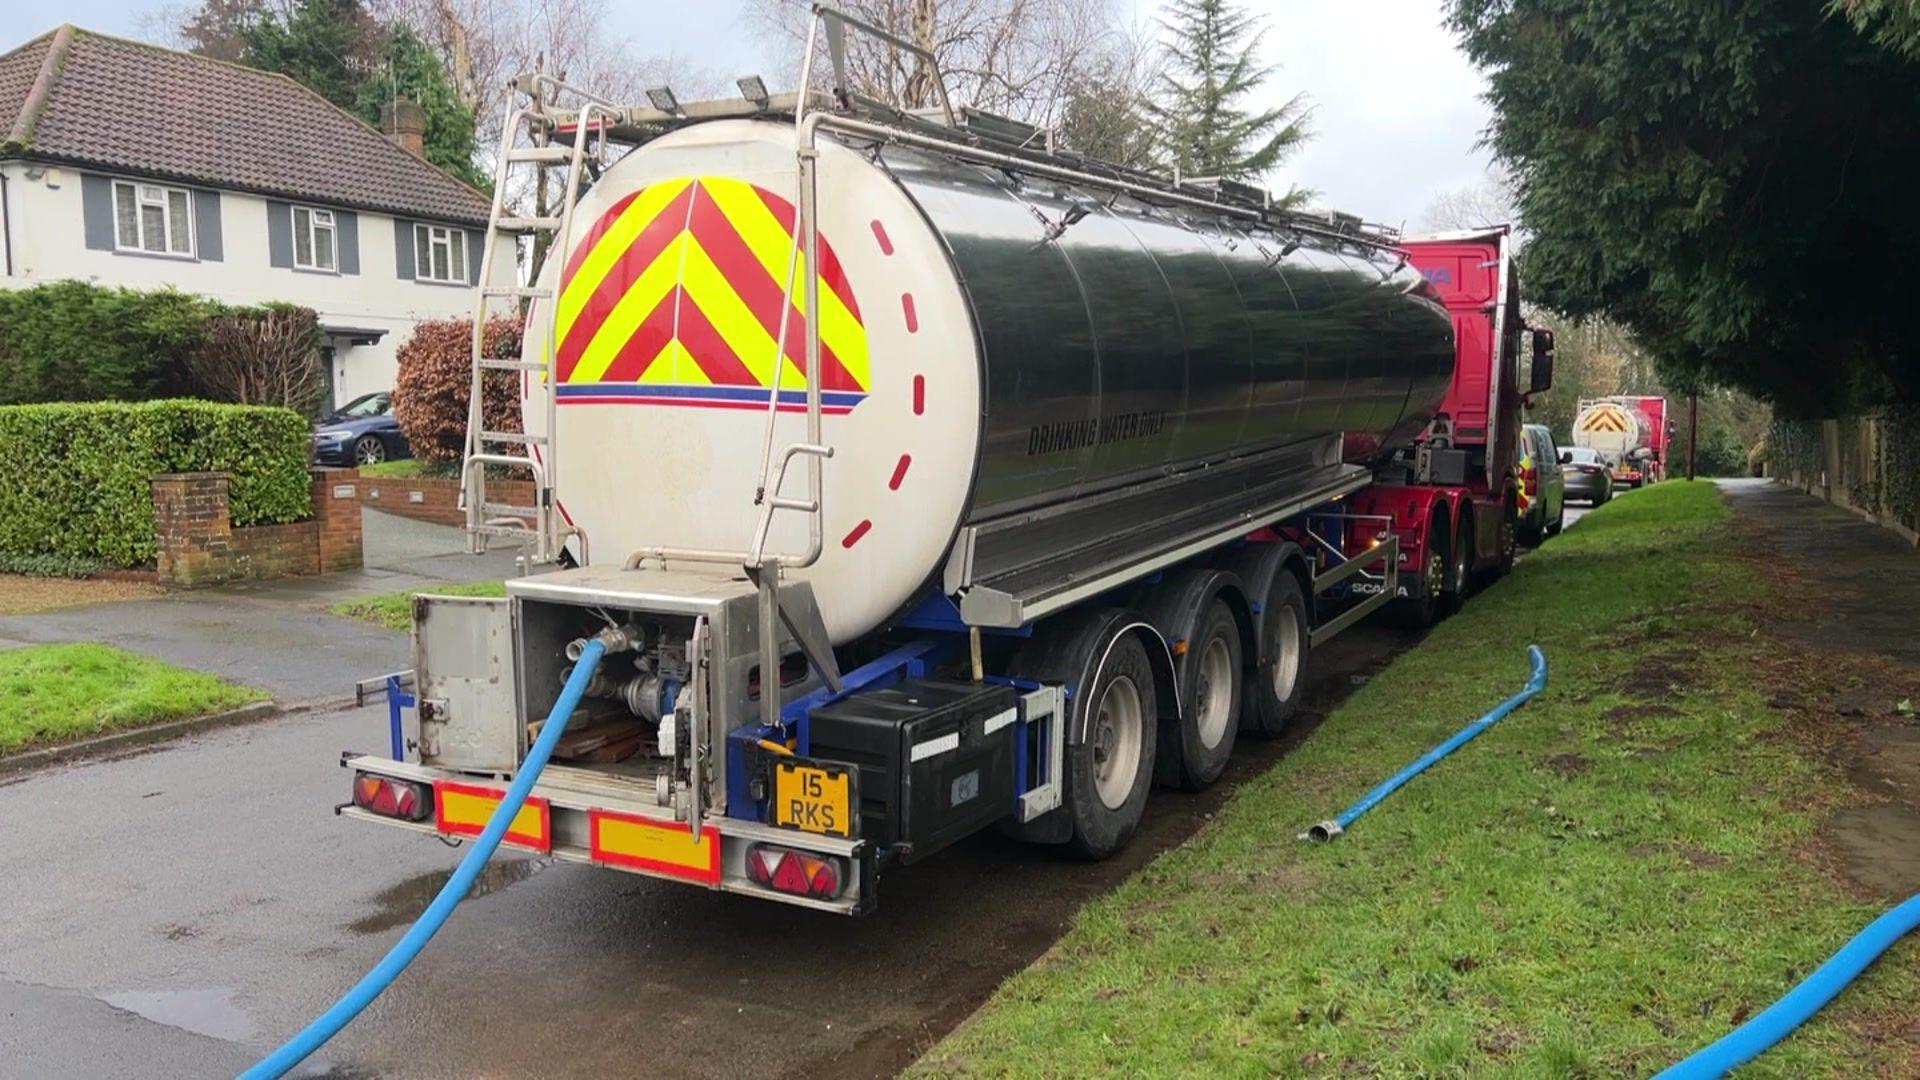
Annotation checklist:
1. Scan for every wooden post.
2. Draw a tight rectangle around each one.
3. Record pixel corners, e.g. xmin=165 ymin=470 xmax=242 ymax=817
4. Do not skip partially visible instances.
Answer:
xmin=1686 ymin=393 xmax=1699 ymax=481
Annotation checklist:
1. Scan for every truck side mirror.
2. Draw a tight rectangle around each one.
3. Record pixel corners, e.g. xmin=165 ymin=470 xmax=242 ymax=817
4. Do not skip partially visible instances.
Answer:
xmin=1528 ymin=328 xmax=1555 ymax=394
xmin=1559 ymin=450 xmax=1573 ymax=465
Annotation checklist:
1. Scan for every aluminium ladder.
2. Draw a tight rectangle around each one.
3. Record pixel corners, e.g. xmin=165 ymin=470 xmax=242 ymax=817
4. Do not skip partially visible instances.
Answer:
xmin=460 ymin=75 xmax=615 ymax=563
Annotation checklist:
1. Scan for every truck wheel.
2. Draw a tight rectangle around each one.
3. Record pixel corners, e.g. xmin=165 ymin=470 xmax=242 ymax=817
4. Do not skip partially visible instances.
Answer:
xmin=1068 ymin=632 xmax=1158 ymax=857
xmin=1441 ymin=514 xmax=1473 ymax=615
xmin=1173 ymin=599 xmax=1242 ymax=790
xmin=1395 ymin=516 xmax=1449 ymax=627
xmin=1005 ymin=611 xmax=1164 ymax=858
xmin=1243 ymin=569 xmax=1308 ymax=739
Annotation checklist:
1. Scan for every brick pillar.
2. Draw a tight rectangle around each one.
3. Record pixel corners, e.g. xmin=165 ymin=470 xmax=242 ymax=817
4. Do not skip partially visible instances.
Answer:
xmin=151 ymin=472 xmax=233 ymax=587
xmin=312 ymin=467 xmax=364 ymax=573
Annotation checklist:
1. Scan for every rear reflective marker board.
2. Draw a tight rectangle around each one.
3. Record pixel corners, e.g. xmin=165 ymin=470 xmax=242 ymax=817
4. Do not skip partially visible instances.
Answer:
xmin=434 ymin=780 xmax=552 ymax=853
xmin=588 ymin=809 xmax=721 ymax=884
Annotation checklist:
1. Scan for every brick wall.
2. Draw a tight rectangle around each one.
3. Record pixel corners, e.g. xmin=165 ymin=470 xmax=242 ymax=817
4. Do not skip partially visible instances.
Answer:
xmin=357 ymin=473 xmax=534 ymax=529
xmin=151 ymin=468 xmax=365 ymax=587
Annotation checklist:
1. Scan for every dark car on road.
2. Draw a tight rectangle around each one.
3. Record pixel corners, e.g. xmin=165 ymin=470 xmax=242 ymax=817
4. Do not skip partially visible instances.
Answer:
xmin=1518 ymin=423 xmax=1565 ymax=544
xmin=312 ymin=392 xmax=411 ymax=467
xmin=1560 ymin=445 xmax=1614 ymax=505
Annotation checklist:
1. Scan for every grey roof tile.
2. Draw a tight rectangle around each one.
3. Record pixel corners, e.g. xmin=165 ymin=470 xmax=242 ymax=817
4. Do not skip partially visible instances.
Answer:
xmin=0 ymin=27 xmax=491 ymax=225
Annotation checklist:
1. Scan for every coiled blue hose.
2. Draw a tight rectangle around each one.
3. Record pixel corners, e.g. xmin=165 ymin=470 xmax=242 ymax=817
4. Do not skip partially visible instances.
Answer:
xmin=242 ymin=639 xmax=608 ymax=1080
xmin=1306 ymin=645 xmax=1547 ymax=842
xmin=1657 ymin=892 xmax=1920 ymax=1078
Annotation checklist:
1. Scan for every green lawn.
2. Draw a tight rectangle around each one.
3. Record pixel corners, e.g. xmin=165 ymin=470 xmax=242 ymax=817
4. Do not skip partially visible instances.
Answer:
xmin=329 ymin=580 xmax=507 ymax=632
xmin=917 ymin=483 xmax=1918 ymax=1078
xmin=356 ymin=459 xmax=453 ymax=479
xmin=0 ymin=643 xmax=267 ymax=754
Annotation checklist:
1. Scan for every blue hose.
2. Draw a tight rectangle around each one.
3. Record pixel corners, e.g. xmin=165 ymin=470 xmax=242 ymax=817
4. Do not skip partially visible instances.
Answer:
xmin=1657 ymin=892 xmax=1920 ymax=1078
xmin=242 ymin=639 xmax=608 ymax=1080
xmin=1306 ymin=645 xmax=1547 ymax=842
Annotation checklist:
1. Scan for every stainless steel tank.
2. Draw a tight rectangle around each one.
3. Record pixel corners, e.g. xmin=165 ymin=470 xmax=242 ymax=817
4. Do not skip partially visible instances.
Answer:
xmin=521 ymin=120 xmax=1455 ymax=642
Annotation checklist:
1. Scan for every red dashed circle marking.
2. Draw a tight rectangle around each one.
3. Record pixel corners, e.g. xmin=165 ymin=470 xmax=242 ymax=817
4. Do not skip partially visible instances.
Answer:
xmin=841 ymin=519 xmax=873 ymax=548
xmin=889 ymin=454 xmax=912 ymax=491
xmin=869 ymin=219 xmax=894 ymax=256
xmin=901 ymin=293 xmax=919 ymax=333
xmin=912 ymin=374 xmax=926 ymax=416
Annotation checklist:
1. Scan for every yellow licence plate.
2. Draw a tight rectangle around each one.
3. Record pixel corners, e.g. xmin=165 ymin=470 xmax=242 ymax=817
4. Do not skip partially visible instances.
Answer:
xmin=772 ymin=760 xmax=854 ymax=838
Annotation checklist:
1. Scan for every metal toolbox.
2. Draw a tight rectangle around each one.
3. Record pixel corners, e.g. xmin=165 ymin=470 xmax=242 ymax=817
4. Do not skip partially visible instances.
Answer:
xmin=807 ymin=679 xmax=1019 ymax=863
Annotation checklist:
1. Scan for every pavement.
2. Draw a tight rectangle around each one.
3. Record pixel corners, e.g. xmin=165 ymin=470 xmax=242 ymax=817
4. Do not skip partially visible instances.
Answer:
xmin=0 ymin=510 xmax=519 ymax=703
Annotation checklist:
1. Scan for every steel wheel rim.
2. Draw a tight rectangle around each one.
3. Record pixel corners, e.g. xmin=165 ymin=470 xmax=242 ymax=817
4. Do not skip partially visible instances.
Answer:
xmin=1425 ymin=549 xmax=1445 ymax=595
xmin=1194 ymin=634 xmax=1234 ymax=749
xmin=1091 ymin=674 xmax=1144 ymax=810
xmin=1272 ymin=603 xmax=1301 ymax=702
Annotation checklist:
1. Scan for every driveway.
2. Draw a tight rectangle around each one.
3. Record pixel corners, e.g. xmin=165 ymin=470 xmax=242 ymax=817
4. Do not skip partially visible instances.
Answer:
xmin=0 ymin=510 xmax=517 ymax=704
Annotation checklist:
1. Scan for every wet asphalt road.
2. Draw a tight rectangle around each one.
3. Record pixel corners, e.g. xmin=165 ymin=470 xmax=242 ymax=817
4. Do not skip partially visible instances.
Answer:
xmin=0 ymin=620 xmax=1417 ymax=1080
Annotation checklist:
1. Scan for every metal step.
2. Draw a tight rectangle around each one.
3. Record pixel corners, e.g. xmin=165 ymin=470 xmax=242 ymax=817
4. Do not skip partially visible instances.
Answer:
xmin=482 ymin=285 xmax=553 ymax=299
xmin=482 ymin=503 xmax=541 ymax=519
xmin=471 ymin=522 xmax=543 ymax=539
xmin=479 ymin=431 xmax=546 ymax=446
xmin=508 ymin=145 xmax=575 ymax=165
xmin=478 ymin=358 xmax=547 ymax=371
xmin=495 ymin=215 xmax=563 ymax=232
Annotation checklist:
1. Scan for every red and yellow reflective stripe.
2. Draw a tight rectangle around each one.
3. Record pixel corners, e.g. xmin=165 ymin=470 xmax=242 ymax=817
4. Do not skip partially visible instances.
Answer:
xmin=589 ymin=809 xmax=721 ymax=884
xmin=433 ymin=780 xmax=552 ymax=853
xmin=551 ymin=176 xmax=870 ymax=394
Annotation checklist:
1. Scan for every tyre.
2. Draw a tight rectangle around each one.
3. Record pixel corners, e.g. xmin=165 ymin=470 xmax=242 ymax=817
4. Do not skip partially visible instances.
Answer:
xmin=1547 ymin=508 xmax=1564 ymax=537
xmin=1596 ymin=489 xmax=1610 ymax=506
xmin=353 ymin=435 xmax=387 ymax=465
xmin=1441 ymin=512 xmax=1473 ymax=615
xmin=1006 ymin=612 xmax=1161 ymax=858
xmin=1395 ymin=515 xmax=1449 ymax=627
xmin=1171 ymin=598 xmax=1242 ymax=790
xmin=1067 ymin=631 xmax=1158 ymax=857
xmin=1477 ymin=495 xmax=1517 ymax=587
xmin=1242 ymin=569 xmax=1309 ymax=739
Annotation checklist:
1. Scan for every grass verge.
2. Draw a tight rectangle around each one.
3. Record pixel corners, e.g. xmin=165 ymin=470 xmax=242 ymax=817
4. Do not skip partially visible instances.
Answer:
xmin=0 ymin=643 xmax=266 ymax=754
xmin=329 ymin=580 xmax=507 ymax=632
xmin=916 ymin=483 xmax=1919 ymax=1078
xmin=356 ymin=459 xmax=454 ymax=479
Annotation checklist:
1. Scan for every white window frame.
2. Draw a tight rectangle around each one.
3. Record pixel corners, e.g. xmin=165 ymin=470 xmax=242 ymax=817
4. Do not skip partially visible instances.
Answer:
xmin=412 ymin=223 xmax=467 ymax=285
xmin=112 ymin=179 xmax=195 ymax=258
xmin=292 ymin=205 xmax=338 ymax=272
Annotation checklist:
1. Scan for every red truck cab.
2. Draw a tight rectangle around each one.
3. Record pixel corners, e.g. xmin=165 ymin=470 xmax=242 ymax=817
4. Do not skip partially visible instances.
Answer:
xmin=1345 ymin=226 xmax=1554 ymax=620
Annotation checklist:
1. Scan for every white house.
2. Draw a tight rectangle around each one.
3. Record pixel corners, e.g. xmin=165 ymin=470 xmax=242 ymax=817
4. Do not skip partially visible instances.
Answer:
xmin=0 ymin=26 xmax=515 ymax=410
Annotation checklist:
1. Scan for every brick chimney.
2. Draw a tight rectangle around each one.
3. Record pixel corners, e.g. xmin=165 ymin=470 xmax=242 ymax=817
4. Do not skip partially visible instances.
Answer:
xmin=380 ymin=99 xmax=428 ymax=157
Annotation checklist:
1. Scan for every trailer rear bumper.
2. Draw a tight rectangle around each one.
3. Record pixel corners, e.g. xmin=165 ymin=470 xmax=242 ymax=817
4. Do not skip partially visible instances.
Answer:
xmin=341 ymin=753 xmax=875 ymax=915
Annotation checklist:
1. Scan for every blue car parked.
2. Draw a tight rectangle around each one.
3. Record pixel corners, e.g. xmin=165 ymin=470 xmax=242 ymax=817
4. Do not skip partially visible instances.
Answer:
xmin=312 ymin=392 xmax=411 ymax=467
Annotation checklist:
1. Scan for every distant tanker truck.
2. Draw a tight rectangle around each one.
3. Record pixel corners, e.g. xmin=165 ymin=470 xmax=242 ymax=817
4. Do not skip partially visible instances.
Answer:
xmin=1573 ymin=395 xmax=1670 ymax=487
xmin=338 ymin=8 xmax=1555 ymax=913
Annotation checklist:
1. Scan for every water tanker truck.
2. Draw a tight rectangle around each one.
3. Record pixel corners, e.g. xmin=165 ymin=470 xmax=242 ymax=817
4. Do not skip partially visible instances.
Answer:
xmin=340 ymin=9 xmax=1555 ymax=913
xmin=1574 ymin=395 xmax=1669 ymax=486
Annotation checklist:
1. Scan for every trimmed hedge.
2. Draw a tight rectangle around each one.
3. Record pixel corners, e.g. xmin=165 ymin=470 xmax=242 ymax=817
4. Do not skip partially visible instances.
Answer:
xmin=0 ymin=401 xmax=312 ymax=568
xmin=0 ymin=281 xmax=323 ymax=412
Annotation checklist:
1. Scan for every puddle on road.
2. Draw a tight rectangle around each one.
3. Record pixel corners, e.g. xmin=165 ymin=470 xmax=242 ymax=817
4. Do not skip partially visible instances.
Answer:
xmin=349 ymin=858 xmax=548 ymax=934
xmin=101 ymin=986 xmax=255 ymax=1042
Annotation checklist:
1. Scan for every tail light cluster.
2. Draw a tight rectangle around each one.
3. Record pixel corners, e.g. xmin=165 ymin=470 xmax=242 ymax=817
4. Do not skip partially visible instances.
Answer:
xmin=746 ymin=843 xmax=844 ymax=899
xmin=353 ymin=773 xmax=432 ymax=822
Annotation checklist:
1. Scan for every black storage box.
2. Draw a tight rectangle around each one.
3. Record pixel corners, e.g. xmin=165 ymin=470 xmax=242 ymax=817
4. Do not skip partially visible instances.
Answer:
xmin=806 ymin=679 xmax=1018 ymax=863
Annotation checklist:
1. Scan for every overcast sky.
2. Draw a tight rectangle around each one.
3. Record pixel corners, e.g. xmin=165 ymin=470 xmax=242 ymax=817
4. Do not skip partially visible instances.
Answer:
xmin=1 ymin=1 xmax=1495 ymax=227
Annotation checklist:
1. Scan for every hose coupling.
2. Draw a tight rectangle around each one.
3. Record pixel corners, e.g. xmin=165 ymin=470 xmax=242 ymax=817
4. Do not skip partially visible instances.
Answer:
xmin=566 ymin=623 xmax=643 ymax=661
xmin=1304 ymin=820 xmax=1344 ymax=844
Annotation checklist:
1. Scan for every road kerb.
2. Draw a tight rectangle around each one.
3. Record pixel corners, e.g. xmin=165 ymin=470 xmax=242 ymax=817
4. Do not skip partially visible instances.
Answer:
xmin=0 ymin=700 xmax=280 ymax=777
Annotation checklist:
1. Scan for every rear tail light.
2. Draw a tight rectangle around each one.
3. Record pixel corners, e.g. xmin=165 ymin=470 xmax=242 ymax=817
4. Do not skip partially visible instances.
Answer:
xmin=746 ymin=843 xmax=844 ymax=899
xmin=352 ymin=773 xmax=431 ymax=822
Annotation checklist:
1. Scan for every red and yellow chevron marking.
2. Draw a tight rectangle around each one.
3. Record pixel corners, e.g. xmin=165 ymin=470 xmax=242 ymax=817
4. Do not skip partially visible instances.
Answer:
xmin=549 ymin=176 xmax=869 ymax=411
xmin=1579 ymin=405 xmax=1631 ymax=433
